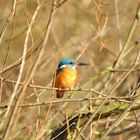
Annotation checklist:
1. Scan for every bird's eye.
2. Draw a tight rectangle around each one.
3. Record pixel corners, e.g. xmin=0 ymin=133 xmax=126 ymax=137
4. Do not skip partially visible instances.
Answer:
xmin=70 ymin=62 xmax=73 ymax=64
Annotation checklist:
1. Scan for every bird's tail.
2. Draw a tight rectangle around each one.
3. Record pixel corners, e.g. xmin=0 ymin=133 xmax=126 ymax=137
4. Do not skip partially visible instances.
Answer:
xmin=56 ymin=90 xmax=65 ymax=98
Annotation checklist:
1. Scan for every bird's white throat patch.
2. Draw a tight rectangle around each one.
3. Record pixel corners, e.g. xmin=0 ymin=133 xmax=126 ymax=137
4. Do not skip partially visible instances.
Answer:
xmin=59 ymin=65 xmax=76 ymax=69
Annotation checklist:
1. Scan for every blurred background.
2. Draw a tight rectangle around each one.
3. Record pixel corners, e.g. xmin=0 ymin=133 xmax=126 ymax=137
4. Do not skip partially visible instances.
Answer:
xmin=0 ymin=0 xmax=140 ymax=139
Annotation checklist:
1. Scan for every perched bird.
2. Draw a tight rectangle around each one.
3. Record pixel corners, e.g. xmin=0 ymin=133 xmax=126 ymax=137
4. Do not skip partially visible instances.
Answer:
xmin=54 ymin=58 xmax=89 ymax=98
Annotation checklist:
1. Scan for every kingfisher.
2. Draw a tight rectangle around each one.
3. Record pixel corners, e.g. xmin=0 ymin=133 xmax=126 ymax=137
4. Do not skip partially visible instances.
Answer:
xmin=54 ymin=58 xmax=89 ymax=98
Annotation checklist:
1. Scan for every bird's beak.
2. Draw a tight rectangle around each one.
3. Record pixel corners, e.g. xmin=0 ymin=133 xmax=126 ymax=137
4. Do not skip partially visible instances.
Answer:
xmin=75 ymin=62 xmax=90 ymax=66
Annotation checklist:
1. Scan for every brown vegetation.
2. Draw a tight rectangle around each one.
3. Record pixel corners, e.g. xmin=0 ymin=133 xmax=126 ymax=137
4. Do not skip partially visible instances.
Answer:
xmin=0 ymin=0 xmax=140 ymax=139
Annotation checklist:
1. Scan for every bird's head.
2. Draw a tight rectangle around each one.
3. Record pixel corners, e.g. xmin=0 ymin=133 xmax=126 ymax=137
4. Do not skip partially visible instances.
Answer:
xmin=57 ymin=58 xmax=89 ymax=73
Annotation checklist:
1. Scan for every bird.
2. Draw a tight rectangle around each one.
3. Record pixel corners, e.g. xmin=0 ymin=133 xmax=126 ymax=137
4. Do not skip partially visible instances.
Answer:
xmin=54 ymin=58 xmax=89 ymax=98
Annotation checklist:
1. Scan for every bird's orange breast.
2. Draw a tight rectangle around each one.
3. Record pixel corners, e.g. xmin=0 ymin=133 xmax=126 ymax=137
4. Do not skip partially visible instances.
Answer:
xmin=55 ymin=68 xmax=78 ymax=90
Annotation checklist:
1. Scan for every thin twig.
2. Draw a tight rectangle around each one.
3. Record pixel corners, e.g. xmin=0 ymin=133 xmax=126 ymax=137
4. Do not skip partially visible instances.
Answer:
xmin=0 ymin=95 xmax=136 ymax=109
xmin=0 ymin=0 xmax=17 ymax=46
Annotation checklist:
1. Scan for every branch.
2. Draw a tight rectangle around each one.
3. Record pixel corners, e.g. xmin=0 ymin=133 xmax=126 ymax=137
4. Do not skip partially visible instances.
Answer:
xmin=50 ymin=102 xmax=140 ymax=140
xmin=75 ymin=2 xmax=140 ymax=138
